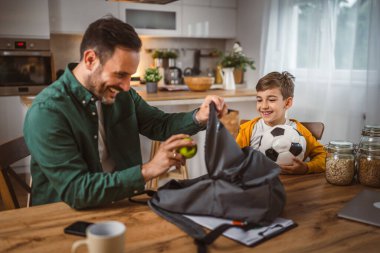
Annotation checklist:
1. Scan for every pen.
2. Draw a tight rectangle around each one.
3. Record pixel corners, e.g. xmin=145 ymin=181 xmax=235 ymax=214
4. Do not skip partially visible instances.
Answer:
xmin=231 ymin=220 xmax=248 ymax=226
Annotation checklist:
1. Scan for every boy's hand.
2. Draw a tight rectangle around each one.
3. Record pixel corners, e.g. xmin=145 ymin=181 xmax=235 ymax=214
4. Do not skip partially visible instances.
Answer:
xmin=280 ymin=158 xmax=308 ymax=175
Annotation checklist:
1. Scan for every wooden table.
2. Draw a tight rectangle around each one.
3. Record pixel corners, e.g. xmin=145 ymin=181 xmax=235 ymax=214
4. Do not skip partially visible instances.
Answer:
xmin=1 ymin=174 xmax=379 ymax=253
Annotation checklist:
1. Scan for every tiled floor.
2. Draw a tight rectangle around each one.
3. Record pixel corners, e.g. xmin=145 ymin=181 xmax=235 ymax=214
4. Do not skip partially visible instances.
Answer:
xmin=0 ymin=173 xmax=30 ymax=211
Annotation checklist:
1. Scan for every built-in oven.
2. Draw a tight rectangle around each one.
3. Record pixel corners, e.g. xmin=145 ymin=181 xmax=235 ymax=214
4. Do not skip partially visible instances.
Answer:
xmin=0 ymin=38 xmax=54 ymax=96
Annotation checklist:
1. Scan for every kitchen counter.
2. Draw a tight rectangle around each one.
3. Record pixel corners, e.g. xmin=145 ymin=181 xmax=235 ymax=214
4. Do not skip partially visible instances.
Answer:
xmin=20 ymin=87 xmax=257 ymax=107
xmin=136 ymin=87 xmax=257 ymax=106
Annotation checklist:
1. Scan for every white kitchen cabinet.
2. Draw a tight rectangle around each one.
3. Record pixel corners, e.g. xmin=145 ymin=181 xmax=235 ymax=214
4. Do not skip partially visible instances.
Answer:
xmin=117 ymin=1 xmax=236 ymax=38
xmin=209 ymin=7 xmax=236 ymax=38
xmin=180 ymin=0 xmax=236 ymax=8
xmin=48 ymin=0 xmax=236 ymax=38
xmin=180 ymin=0 xmax=210 ymax=6
xmin=49 ymin=0 xmax=118 ymax=34
xmin=210 ymin=0 xmax=236 ymax=8
xmin=181 ymin=5 xmax=209 ymax=37
xmin=181 ymin=5 xmax=236 ymax=38
xmin=118 ymin=2 xmax=181 ymax=36
xmin=0 ymin=0 xmax=50 ymax=39
xmin=0 ymin=97 xmax=30 ymax=172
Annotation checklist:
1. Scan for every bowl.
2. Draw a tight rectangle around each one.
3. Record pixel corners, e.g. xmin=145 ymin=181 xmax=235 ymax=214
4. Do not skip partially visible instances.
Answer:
xmin=184 ymin=76 xmax=214 ymax=92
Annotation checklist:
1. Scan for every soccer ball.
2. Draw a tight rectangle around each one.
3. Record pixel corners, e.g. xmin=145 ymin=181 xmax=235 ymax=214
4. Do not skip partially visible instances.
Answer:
xmin=258 ymin=125 xmax=306 ymax=165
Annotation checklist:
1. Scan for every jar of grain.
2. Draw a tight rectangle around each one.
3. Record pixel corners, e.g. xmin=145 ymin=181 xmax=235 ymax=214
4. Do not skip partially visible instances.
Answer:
xmin=325 ymin=141 xmax=356 ymax=186
xmin=358 ymin=144 xmax=380 ymax=188
xmin=359 ymin=125 xmax=380 ymax=148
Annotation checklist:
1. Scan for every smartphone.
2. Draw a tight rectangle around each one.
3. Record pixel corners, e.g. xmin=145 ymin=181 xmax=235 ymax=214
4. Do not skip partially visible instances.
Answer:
xmin=64 ymin=221 xmax=94 ymax=237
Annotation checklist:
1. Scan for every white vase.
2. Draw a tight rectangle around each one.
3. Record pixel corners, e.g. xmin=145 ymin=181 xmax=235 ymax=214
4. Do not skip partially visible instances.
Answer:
xmin=220 ymin=67 xmax=236 ymax=90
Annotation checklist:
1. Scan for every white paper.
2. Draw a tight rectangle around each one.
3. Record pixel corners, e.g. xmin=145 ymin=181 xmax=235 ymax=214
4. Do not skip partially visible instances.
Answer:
xmin=184 ymin=215 xmax=295 ymax=246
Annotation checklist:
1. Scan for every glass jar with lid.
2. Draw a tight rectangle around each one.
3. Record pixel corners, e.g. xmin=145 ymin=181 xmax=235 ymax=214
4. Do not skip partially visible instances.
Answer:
xmin=359 ymin=125 xmax=380 ymax=148
xmin=357 ymin=144 xmax=380 ymax=188
xmin=325 ymin=141 xmax=356 ymax=186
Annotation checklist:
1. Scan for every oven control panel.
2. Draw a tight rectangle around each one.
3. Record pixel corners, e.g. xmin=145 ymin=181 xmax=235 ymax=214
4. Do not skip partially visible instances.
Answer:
xmin=0 ymin=38 xmax=50 ymax=51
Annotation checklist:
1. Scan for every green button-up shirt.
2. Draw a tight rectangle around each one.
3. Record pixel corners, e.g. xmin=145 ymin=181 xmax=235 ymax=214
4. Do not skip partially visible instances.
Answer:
xmin=24 ymin=63 xmax=202 ymax=209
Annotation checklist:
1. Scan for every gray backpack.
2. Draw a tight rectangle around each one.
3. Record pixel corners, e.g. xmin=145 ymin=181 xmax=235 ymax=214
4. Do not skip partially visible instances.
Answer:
xmin=147 ymin=103 xmax=286 ymax=251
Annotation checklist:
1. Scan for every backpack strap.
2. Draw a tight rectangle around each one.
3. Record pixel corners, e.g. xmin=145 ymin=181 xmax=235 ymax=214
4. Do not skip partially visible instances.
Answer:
xmin=148 ymin=200 xmax=257 ymax=253
xmin=128 ymin=189 xmax=156 ymax=205
xmin=198 ymin=222 xmax=258 ymax=244
xmin=148 ymin=201 xmax=207 ymax=239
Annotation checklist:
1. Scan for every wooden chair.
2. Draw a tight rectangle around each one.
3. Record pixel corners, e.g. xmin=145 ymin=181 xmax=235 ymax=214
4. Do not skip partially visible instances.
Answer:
xmin=239 ymin=120 xmax=325 ymax=140
xmin=220 ymin=109 xmax=240 ymax=139
xmin=300 ymin=122 xmax=324 ymax=140
xmin=0 ymin=137 xmax=31 ymax=210
xmin=146 ymin=140 xmax=189 ymax=190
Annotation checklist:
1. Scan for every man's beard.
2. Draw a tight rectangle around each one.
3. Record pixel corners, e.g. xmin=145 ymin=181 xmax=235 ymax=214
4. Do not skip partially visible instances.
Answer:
xmin=87 ymin=65 xmax=107 ymax=102
xmin=86 ymin=65 xmax=122 ymax=105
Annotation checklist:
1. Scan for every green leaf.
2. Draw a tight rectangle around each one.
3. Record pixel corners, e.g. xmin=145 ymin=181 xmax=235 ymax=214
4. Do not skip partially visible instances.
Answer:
xmin=144 ymin=67 xmax=162 ymax=82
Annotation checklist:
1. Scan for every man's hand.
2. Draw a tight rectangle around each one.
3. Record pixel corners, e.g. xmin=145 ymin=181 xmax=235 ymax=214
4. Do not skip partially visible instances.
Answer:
xmin=141 ymin=134 xmax=196 ymax=182
xmin=195 ymin=95 xmax=228 ymax=125
xmin=280 ymin=158 xmax=308 ymax=175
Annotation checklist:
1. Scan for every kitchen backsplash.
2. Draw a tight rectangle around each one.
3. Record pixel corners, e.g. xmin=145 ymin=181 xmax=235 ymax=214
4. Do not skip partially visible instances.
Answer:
xmin=51 ymin=34 xmax=227 ymax=80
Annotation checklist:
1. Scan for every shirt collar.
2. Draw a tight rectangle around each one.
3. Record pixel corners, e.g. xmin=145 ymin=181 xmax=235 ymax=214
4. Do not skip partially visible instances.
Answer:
xmin=62 ymin=63 xmax=98 ymax=106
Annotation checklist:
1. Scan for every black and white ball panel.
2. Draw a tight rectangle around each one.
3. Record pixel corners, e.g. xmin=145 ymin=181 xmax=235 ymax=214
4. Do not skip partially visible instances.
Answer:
xmin=258 ymin=125 xmax=306 ymax=165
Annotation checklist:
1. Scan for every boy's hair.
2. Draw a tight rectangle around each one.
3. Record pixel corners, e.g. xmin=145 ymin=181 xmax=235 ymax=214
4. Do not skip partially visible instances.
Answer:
xmin=256 ymin=71 xmax=295 ymax=99
xmin=80 ymin=15 xmax=142 ymax=64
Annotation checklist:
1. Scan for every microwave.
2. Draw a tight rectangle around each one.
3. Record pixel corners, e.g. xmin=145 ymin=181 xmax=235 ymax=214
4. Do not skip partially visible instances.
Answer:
xmin=0 ymin=38 xmax=54 ymax=96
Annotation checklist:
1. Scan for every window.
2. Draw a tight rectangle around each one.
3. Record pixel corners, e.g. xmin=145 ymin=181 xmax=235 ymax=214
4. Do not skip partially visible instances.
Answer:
xmin=296 ymin=0 xmax=370 ymax=70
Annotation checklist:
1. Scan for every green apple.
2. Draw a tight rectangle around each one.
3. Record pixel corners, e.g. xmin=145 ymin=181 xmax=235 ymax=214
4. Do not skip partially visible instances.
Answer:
xmin=178 ymin=137 xmax=197 ymax=159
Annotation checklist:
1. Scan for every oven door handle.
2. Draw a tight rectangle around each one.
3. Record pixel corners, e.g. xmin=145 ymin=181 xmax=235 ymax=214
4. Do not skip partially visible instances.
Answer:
xmin=1 ymin=50 xmax=51 ymax=57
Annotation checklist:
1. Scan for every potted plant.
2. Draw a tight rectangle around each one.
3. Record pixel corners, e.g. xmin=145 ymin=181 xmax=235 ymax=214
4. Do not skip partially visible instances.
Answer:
xmin=144 ymin=67 xmax=162 ymax=93
xmin=152 ymin=50 xmax=165 ymax=68
xmin=165 ymin=50 xmax=178 ymax=67
xmin=220 ymin=42 xmax=255 ymax=84
xmin=152 ymin=50 xmax=165 ymax=59
xmin=164 ymin=51 xmax=178 ymax=59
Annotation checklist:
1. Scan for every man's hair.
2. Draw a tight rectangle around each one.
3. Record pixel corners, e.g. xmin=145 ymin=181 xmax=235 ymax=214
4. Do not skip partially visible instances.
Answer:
xmin=80 ymin=16 xmax=142 ymax=64
xmin=256 ymin=71 xmax=295 ymax=99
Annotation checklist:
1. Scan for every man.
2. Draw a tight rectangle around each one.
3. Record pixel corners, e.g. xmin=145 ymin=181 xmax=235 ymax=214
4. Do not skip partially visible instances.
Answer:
xmin=24 ymin=16 xmax=227 ymax=209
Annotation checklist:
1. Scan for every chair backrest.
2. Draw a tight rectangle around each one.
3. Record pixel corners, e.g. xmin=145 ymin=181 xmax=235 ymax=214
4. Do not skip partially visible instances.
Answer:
xmin=0 ymin=137 xmax=31 ymax=210
xmin=146 ymin=140 xmax=189 ymax=190
xmin=239 ymin=120 xmax=325 ymax=140
xmin=300 ymin=122 xmax=324 ymax=140
xmin=220 ymin=109 xmax=240 ymax=139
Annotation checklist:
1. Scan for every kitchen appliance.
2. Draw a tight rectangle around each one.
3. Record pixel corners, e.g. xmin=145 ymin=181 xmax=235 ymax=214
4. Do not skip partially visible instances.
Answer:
xmin=0 ymin=38 xmax=54 ymax=96
xmin=164 ymin=58 xmax=182 ymax=85
xmin=183 ymin=67 xmax=193 ymax=77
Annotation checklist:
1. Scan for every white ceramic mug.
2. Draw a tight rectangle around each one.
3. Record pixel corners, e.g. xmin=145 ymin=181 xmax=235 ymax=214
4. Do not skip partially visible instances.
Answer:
xmin=71 ymin=221 xmax=126 ymax=253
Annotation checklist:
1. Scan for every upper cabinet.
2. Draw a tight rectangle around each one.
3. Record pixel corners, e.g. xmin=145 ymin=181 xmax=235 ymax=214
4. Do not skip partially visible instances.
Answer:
xmin=181 ymin=4 xmax=236 ymax=38
xmin=0 ymin=0 xmax=50 ymax=39
xmin=49 ymin=0 xmax=118 ymax=34
xmin=118 ymin=2 xmax=182 ymax=36
xmin=49 ymin=0 xmax=236 ymax=38
xmin=182 ymin=0 xmax=236 ymax=8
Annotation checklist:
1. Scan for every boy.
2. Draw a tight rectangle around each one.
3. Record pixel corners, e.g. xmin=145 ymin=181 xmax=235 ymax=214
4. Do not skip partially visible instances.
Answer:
xmin=236 ymin=71 xmax=326 ymax=174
